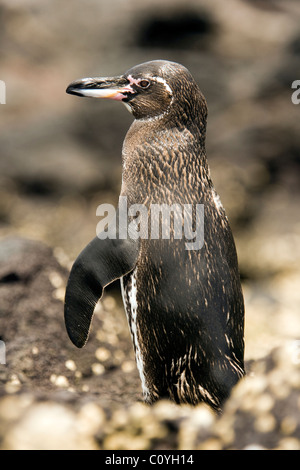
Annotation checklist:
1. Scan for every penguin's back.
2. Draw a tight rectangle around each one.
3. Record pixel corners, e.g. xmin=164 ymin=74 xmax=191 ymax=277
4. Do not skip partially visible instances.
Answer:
xmin=121 ymin=195 xmax=244 ymax=408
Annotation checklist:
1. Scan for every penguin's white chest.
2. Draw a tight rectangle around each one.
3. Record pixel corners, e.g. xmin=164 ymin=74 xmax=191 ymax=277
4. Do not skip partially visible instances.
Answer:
xmin=120 ymin=270 xmax=149 ymax=399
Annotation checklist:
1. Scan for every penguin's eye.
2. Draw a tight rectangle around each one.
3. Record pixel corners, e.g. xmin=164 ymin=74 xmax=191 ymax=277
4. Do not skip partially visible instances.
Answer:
xmin=138 ymin=79 xmax=150 ymax=89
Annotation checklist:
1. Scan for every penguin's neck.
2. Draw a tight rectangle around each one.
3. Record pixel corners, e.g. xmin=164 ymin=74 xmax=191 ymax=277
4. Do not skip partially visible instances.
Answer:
xmin=121 ymin=117 xmax=212 ymax=204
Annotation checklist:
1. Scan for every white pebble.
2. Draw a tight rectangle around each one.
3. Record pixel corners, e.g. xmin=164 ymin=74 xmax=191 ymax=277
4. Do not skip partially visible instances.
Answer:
xmin=92 ymin=363 xmax=105 ymax=375
xmin=65 ymin=360 xmax=77 ymax=371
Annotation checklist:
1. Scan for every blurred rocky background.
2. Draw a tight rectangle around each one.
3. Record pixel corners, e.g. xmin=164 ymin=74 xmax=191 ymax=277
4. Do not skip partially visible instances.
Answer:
xmin=0 ymin=0 xmax=300 ymax=450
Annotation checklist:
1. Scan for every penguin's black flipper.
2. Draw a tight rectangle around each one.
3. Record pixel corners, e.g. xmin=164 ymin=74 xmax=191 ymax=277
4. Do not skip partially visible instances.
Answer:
xmin=64 ymin=231 xmax=139 ymax=348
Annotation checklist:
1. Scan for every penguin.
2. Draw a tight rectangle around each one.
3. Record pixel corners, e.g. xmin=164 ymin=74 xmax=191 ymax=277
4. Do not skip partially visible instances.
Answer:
xmin=65 ymin=60 xmax=245 ymax=412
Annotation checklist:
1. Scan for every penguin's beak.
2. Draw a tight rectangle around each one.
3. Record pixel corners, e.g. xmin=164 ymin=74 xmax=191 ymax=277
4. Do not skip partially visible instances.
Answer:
xmin=66 ymin=76 xmax=134 ymax=101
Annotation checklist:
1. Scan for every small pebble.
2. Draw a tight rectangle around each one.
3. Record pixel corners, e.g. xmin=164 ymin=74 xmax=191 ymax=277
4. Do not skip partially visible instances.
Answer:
xmin=121 ymin=361 xmax=135 ymax=373
xmin=91 ymin=363 xmax=105 ymax=376
xmin=48 ymin=271 xmax=64 ymax=289
xmin=50 ymin=375 xmax=69 ymax=388
xmin=95 ymin=347 xmax=110 ymax=362
xmin=65 ymin=360 xmax=77 ymax=371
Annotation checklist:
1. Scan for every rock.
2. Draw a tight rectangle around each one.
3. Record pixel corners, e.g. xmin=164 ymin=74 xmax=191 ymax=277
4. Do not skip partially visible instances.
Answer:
xmin=216 ymin=341 xmax=300 ymax=450
xmin=0 ymin=342 xmax=299 ymax=450
xmin=0 ymin=398 xmax=101 ymax=450
xmin=0 ymin=236 xmax=141 ymax=402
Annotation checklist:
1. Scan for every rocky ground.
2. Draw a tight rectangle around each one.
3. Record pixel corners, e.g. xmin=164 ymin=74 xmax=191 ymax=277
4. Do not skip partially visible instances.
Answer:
xmin=0 ymin=237 xmax=299 ymax=451
xmin=0 ymin=0 xmax=300 ymax=450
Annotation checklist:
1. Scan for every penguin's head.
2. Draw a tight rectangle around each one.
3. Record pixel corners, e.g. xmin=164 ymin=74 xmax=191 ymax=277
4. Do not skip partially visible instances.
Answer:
xmin=66 ymin=60 xmax=207 ymax=124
